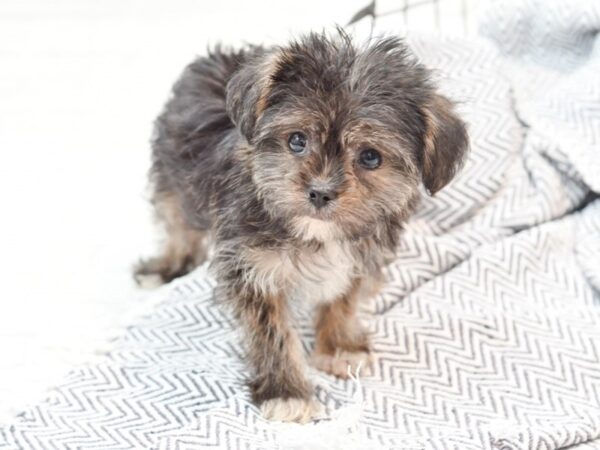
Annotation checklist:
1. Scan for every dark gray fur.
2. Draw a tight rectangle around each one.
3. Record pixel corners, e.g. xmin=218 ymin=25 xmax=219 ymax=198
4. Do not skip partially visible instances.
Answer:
xmin=137 ymin=31 xmax=468 ymax=416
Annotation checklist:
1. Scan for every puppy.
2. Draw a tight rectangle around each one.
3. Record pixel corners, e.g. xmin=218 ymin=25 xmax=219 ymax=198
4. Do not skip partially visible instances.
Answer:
xmin=136 ymin=31 xmax=468 ymax=423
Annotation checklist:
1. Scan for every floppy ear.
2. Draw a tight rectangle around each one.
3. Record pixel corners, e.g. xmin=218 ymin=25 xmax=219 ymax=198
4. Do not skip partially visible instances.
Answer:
xmin=420 ymin=94 xmax=469 ymax=195
xmin=225 ymin=52 xmax=279 ymax=142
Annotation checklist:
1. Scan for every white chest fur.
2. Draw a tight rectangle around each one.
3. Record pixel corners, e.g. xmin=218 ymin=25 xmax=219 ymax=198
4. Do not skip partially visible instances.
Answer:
xmin=289 ymin=240 xmax=355 ymax=305
xmin=243 ymin=239 xmax=356 ymax=305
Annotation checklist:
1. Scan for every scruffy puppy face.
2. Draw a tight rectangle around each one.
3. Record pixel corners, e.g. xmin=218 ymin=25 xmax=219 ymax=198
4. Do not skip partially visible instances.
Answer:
xmin=226 ymin=33 xmax=468 ymax=239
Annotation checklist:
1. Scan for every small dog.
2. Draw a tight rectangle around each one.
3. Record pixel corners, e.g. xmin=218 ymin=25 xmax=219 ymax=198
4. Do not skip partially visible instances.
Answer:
xmin=136 ymin=31 xmax=468 ymax=423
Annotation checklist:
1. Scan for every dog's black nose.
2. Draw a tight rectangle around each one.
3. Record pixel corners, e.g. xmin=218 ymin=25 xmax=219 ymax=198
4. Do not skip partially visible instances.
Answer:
xmin=308 ymin=189 xmax=336 ymax=209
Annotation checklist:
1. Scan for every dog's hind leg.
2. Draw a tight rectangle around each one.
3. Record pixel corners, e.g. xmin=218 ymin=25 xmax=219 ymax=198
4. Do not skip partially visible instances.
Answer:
xmin=134 ymin=192 xmax=209 ymax=288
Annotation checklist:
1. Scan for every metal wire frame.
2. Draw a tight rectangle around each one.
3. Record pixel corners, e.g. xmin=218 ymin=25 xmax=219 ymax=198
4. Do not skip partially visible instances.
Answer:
xmin=348 ymin=0 xmax=471 ymax=37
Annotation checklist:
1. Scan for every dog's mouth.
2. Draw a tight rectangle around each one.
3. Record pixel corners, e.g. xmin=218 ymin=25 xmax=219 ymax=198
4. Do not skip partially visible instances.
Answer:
xmin=290 ymin=214 xmax=343 ymax=242
xmin=307 ymin=204 xmax=336 ymax=221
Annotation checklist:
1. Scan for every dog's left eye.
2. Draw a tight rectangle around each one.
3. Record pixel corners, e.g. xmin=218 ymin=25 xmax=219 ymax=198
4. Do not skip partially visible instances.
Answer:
xmin=358 ymin=149 xmax=382 ymax=169
xmin=288 ymin=132 xmax=307 ymax=153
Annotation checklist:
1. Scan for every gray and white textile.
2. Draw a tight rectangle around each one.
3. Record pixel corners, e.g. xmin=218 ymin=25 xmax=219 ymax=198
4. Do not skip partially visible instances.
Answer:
xmin=2 ymin=1 xmax=599 ymax=448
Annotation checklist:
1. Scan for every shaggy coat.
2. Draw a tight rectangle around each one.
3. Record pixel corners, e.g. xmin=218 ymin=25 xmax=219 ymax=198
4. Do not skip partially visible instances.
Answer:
xmin=136 ymin=31 xmax=468 ymax=423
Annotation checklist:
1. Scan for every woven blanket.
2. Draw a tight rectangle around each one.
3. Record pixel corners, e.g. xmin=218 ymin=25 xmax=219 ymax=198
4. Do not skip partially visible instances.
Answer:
xmin=2 ymin=1 xmax=599 ymax=448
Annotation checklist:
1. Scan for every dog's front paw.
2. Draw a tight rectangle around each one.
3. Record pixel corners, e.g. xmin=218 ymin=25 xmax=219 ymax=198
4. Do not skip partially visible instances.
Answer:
xmin=260 ymin=397 xmax=322 ymax=423
xmin=311 ymin=350 xmax=373 ymax=379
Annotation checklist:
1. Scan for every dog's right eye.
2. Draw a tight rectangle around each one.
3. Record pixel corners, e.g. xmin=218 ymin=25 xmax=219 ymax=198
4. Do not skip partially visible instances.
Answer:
xmin=288 ymin=132 xmax=307 ymax=153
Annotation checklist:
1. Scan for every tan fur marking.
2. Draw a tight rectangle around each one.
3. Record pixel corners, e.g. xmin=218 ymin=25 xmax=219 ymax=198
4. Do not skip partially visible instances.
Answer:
xmin=134 ymin=193 xmax=209 ymax=285
xmin=422 ymin=105 xmax=439 ymax=193
xmin=311 ymin=277 xmax=375 ymax=378
xmin=420 ymin=95 xmax=468 ymax=195
xmin=159 ymin=194 xmax=208 ymax=263
xmin=255 ymin=50 xmax=291 ymax=119
xmin=261 ymin=397 xmax=322 ymax=423
xmin=311 ymin=350 xmax=373 ymax=379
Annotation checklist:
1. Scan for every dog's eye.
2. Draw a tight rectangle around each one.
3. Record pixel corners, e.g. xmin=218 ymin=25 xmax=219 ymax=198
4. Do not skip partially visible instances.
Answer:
xmin=288 ymin=132 xmax=307 ymax=153
xmin=358 ymin=149 xmax=382 ymax=169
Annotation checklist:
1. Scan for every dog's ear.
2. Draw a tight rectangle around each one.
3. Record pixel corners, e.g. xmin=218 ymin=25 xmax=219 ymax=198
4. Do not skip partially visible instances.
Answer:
xmin=420 ymin=94 xmax=469 ymax=195
xmin=226 ymin=52 xmax=280 ymax=142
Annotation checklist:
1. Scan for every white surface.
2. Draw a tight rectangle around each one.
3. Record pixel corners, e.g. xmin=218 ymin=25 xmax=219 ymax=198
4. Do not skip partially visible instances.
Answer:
xmin=0 ymin=0 xmax=476 ymax=421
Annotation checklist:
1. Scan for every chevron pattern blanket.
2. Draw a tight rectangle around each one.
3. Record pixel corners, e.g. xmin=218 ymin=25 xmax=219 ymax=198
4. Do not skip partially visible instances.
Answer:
xmin=2 ymin=1 xmax=599 ymax=449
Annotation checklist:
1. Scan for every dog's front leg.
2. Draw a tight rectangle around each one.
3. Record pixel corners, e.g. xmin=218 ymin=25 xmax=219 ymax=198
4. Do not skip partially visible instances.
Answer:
xmin=234 ymin=287 xmax=320 ymax=423
xmin=311 ymin=277 xmax=373 ymax=378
